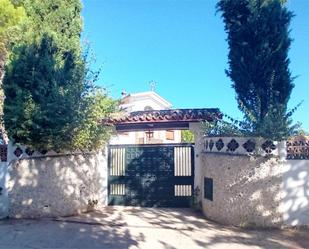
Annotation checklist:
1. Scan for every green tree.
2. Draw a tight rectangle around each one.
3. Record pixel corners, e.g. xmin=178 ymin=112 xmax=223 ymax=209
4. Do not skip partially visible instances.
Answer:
xmin=294 ymin=126 xmax=309 ymax=137
xmin=3 ymin=35 xmax=83 ymax=150
xmin=19 ymin=0 xmax=82 ymax=55
xmin=202 ymin=119 xmax=244 ymax=137
xmin=0 ymin=0 xmax=25 ymax=142
xmin=3 ymin=0 xmax=117 ymax=151
xmin=0 ymin=0 xmax=25 ymax=79
xmin=1 ymin=0 xmax=83 ymax=82
xmin=0 ymin=0 xmax=25 ymax=119
xmin=181 ymin=130 xmax=195 ymax=143
xmin=1 ymin=0 xmax=83 ymax=140
xmin=3 ymin=35 xmax=116 ymax=151
xmin=217 ymin=0 xmax=295 ymax=140
xmin=73 ymin=90 xmax=117 ymax=150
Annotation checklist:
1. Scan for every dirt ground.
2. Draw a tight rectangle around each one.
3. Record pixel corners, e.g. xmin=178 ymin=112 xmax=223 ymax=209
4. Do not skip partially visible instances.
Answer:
xmin=0 ymin=206 xmax=308 ymax=249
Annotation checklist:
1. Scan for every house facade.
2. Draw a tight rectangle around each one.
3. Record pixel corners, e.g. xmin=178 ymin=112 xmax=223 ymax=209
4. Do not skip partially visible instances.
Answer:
xmin=109 ymin=91 xmax=182 ymax=145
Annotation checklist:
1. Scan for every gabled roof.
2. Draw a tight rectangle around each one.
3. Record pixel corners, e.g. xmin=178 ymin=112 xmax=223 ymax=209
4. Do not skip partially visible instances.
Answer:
xmin=121 ymin=91 xmax=172 ymax=109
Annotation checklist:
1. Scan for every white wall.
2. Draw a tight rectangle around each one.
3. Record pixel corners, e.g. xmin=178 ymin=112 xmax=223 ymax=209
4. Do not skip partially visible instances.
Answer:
xmin=7 ymin=150 xmax=108 ymax=218
xmin=201 ymin=153 xmax=283 ymax=227
xmin=110 ymin=130 xmax=182 ymax=145
xmin=199 ymin=136 xmax=309 ymax=227
xmin=1 ymin=143 xmax=108 ymax=219
xmin=122 ymin=91 xmax=171 ymax=112
xmin=189 ymin=123 xmax=204 ymax=196
xmin=0 ymin=162 xmax=8 ymax=218
xmin=128 ymin=98 xmax=167 ymax=112
xmin=282 ymin=160 xmax=309 ymax=226
xmin=110 ymin=132 xmax=136 ymax=145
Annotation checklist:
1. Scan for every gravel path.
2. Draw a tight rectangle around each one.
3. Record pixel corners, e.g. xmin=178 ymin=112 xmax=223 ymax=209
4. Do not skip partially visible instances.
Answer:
xmin=0 ymin=206 xmax=308 ymax=249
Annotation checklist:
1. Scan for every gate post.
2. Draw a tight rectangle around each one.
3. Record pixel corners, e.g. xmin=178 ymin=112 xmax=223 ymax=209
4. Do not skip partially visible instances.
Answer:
xmin=189 ymin=122 xmax=204 ymax=202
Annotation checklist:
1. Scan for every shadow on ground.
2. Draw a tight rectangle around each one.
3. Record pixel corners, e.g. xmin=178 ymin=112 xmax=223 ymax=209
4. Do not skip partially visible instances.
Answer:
xmin=0 ymin=207 xmax=308 ymax=249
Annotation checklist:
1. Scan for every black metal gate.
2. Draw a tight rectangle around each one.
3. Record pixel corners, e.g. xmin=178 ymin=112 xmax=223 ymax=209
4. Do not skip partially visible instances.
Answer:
xmin=108 ymin=144 xmax=194 ymax=207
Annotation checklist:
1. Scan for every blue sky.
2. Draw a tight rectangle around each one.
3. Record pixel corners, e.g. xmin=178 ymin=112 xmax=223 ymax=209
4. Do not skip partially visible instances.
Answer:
xmin=82 ymin=0 xmax=309 ymax=131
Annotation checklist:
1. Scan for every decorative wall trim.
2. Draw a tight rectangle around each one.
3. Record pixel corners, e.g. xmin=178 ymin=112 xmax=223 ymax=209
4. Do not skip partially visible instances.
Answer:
xmin=8 ymin=143 xmax=94 ymax=163
xmin=203 ymin=137 xmax=281 ymax=156
xmin=286 ymin=137 xmax=309 ymax=160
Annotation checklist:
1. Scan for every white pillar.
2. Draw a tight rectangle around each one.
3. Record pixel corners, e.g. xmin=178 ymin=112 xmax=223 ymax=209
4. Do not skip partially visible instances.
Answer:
xmin=0 ymin=161 xmax=9 ymax=218
xmin=0 ymin=142 xmax=13 ymax=218
xmin=189 ymin=122 xmax=204 ymax=201
xmin=278 ymin=141 xmax=287 ymax=160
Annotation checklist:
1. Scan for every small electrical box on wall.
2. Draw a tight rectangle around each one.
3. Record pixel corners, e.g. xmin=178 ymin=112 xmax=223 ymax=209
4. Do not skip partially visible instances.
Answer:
xmin=204 ymin=177 xmax=213 ymax=201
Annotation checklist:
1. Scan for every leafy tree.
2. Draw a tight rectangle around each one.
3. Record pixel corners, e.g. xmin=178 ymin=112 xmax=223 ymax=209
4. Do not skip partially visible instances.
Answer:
xmin=73 ymin=90 xmax=117 ymax=150
xmin=19 ymin=0 xmax=83 ymax=55
xmin=1 ymin=0 xmax=82 ymax=83
xmin=0 ymin=0 xmax=25 ymax=80
xmin=217 ymin=0 xmax=295 ymax=140
xmin=3 ymin=0 xmax=117 ymax=151
xmin=293 ymin=126 xmax=309 ymax=137
xmin=202 ymin=119 xmax=244 ymax=137
xmin=0 ymin=0 xmax=25 ymax=142
xmin=0 ymin=0 xmax=26 ymax=136
xmin=3 ymin=35 xmax=83 ymax=150
xmin=181 ymin=130 xmax=195 ymax=143
xmin=1 ymin=0 xmax=83 ymax=141
xmin=3 ymin=34 xmax=116 ymax=151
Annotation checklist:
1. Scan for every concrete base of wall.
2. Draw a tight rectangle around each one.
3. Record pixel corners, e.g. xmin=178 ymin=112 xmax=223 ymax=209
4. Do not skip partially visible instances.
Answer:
xmin=201 ymin=153 xmax=283 ymax=228
xmin=6 ymin=151 xmax=107 ymax=218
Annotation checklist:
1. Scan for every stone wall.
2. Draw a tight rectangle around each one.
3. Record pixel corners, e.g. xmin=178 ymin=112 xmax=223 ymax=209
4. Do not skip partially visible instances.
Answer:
xmin=199 ymin=136 xmax=309 ymax=228
xmin=6 ymin=151 xmax=107 ymax=218
xmin=200 ymin=153 xmax=283 ymax=227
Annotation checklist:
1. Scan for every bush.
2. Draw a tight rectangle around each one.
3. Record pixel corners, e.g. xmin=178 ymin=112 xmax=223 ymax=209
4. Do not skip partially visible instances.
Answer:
xmin=72 ymin=89 xmax=117 ymax=151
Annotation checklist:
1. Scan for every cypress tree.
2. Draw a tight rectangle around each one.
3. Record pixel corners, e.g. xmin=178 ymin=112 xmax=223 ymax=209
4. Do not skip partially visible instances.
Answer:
xmin=217 ymin=0 xmax=295 ymax=140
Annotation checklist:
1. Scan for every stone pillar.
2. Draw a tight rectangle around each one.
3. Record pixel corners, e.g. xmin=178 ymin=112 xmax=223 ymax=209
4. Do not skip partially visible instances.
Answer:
xmin=189 ymin=122 xmax=204 ymax=202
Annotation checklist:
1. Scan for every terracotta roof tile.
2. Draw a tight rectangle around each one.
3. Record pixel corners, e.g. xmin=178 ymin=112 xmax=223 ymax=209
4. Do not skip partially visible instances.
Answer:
xmin=103 ymin=108 xmax=222 ymax=125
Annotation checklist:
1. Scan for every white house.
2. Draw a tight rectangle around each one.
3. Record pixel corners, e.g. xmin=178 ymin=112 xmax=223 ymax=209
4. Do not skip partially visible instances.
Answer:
xmin=109 ymin=91 xmax=182 ymax=144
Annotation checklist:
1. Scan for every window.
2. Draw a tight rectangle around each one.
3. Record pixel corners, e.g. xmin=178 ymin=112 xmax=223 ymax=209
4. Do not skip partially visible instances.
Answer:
xmin=166 ymin=130 xmax=174 ymax=140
